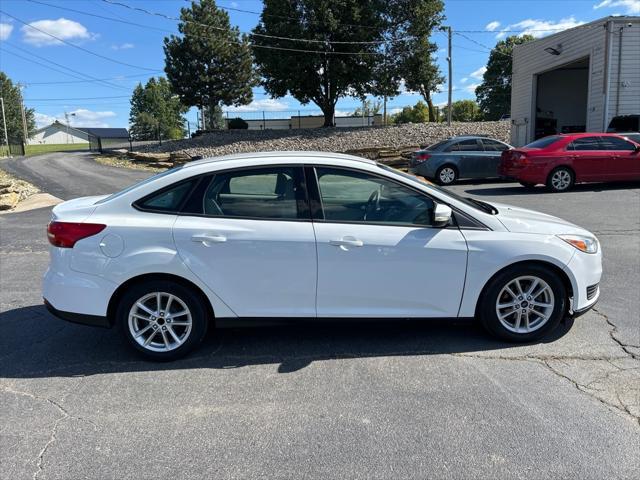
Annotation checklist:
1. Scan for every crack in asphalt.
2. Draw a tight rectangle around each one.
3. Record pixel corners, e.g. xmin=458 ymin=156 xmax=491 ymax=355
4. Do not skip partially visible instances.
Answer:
xmin=593 ymin=307 xmax=640 ymax=357
xmin=0 ymin=381 xmax=99 ymax=479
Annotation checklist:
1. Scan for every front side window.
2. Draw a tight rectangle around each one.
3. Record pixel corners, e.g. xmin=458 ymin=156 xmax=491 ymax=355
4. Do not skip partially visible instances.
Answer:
xmin=597 ymin=136 xmax=636 ymax=151
xmin=316 ymin=167 xmax=434 ymax=226
xmin=202 ymin=167 xmax=307 ymax=220
xmin=568 ymin=137 xmax=601 ymax=151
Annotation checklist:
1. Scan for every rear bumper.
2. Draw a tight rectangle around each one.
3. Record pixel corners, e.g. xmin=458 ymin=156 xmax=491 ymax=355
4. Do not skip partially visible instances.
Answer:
xmin=44 ymin=298 xmax=110 ymax=328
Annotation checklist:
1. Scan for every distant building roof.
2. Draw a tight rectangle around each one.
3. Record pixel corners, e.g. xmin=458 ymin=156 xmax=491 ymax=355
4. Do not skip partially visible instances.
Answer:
xmin=76 ymin=127 xmax=129 ymax=138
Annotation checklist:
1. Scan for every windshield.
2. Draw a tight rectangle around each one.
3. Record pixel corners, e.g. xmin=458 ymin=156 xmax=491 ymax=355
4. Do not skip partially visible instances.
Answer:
xmin=524 ymin=136 xmax=562 ymax=149
xmin=376 ymin=164 xmax=498 ymax=214
xmin=95 ymin=166 xmax=185 ymax=204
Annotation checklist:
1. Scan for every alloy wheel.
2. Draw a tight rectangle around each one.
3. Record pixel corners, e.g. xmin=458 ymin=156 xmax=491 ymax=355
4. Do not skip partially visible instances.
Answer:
xmin=128 ymin=292 xmax=193 ymax=352
xmin=551 ymin=170 xmax=572 ymax=191
xmin=439 ymin=167 xmax=456 ymax=184
xmin=495 ymin=276 xmax=555 ymax=334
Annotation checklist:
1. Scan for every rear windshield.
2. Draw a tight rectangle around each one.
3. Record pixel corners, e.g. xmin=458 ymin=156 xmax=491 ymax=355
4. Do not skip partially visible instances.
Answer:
xmin=524 ymin=136 xmax=562 ymax=149
xmin=424 ymin=139 xmax=449 ymax=151
xmin=95 ymin=166 xmax=185 ymax=204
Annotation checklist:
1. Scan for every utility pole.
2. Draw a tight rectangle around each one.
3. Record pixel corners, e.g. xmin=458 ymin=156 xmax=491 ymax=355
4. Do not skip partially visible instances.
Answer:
xmin=447 ymin=26 xmax=453 ymax=127
xmin=17 ymin=83 xmax=28 ymax=144
xmin=65 ymin=112 xmax=70 ymax=144
xmin=0 ymin=97 xmax=9 ymax=155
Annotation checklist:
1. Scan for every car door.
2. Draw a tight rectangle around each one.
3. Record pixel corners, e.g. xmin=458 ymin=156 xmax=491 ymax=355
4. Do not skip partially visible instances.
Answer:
xmin=172 ymin=166 xmax=317 ymax=317
xmin=480 ymin=139 xmax=510 ymax=178
xmin=446 ymin=139 xmax=483 ymax=178
xmin=566 ymin=136 xmax=609 ymax=181
xmin=310 ymin=166 xmax=468 ymax=318
xmin=597 ymin=136 xmax=640 ymax=180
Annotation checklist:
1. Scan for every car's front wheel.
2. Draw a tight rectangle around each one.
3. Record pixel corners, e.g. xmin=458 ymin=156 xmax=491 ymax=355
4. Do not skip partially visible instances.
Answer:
xmin=116 ymin=280 xmax=208 ymax=361
xmin=479 ymin=264 xmax=567 ymax=342
xmin=546 ymin=167 xmax=575 ymax=192
xmin=436 ymin=165 xmax=458 ymax=185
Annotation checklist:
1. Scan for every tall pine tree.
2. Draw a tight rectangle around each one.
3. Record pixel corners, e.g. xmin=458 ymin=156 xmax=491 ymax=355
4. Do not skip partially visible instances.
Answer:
xmin=0 ymin=72 xmax=35 ymax=144
xmin=129 ymin=77 xmax=188 ymax=140
xmin=164 ymin=0 xmax=256 ymax=129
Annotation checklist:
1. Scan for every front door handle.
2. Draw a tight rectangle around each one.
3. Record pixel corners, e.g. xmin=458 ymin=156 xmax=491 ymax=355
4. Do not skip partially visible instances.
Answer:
xmin=329 ymin=237 xmax=364 ymax=248
xmin=191 ymin=233 xmax=227 ymax=245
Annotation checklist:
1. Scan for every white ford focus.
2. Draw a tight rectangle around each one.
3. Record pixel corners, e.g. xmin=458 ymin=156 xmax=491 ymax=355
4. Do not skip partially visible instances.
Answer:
xmin=43 ymin=152 xmax=601 ymax=360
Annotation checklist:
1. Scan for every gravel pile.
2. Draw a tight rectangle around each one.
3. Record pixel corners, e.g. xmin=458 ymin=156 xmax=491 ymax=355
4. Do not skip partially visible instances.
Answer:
xmin=143 ymin=121 xmax=511 ymax=158
xmin=0 ymin=168 xmax=40 ymax=210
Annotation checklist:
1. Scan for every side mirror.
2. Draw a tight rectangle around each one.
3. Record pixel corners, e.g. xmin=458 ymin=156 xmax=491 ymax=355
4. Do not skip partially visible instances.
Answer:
xmin=634 ymin=145 xmax=640 ymax=153
xmin=433 ymin=203 xmax=453 ymax=228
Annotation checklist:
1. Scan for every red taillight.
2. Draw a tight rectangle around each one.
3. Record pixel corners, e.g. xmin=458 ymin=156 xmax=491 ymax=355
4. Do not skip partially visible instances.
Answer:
xmin=512 ymin=152 xmax=530 ymax=166
xmin=47 ymin=221 xmax=106 ymax=248
xmin=414 ymin=152 xmax=431 ymax=163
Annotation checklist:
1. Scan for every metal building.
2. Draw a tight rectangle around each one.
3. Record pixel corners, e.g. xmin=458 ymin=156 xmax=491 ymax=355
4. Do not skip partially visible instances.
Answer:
xmin=510 ymin=16 xmax=640 ymax=146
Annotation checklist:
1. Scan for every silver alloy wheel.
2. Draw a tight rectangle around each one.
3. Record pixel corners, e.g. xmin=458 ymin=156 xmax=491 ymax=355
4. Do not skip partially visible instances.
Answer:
xmin=128 ymin=292 xmax=192 ymax=352
xmin=495 ymin=276 xmax=555 ymax=334
xmin=551 ymin=169 xmax=571 ymax=190
xmin=439 ymin=167 xmax=456 ymax=184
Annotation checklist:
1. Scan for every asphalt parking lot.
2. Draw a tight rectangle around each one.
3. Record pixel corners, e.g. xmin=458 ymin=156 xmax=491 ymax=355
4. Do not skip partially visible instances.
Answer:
xmin=1 ymin=152 xmax=639 ymax=479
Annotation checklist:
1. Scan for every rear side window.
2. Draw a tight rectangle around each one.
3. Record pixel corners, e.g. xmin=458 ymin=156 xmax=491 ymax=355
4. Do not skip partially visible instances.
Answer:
xmin=525 ymin=136 xmax=561 ymax=149
xmin=597 ymin=136 xmax=636 ymax=151
xmin=446 ymin=139 xmax=481 ymax=152
xmin=135 ymin=179 xmax=196 ymax=213
xmin=481 ymin=139 xmax=510 ymax=151
xmin=568 ymin=137 xmax=601 ymax=151
xmin=201 ymin=167 xmax=308 ymax=220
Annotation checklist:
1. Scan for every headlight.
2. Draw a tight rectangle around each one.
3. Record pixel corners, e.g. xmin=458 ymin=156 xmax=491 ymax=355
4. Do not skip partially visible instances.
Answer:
xmin=557 ymin=234 xmax=598 ymax=254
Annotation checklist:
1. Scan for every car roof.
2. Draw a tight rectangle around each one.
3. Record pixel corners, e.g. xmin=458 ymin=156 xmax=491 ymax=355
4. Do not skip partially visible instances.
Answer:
xmin=183 ymin=150 xmax=376 ymax=169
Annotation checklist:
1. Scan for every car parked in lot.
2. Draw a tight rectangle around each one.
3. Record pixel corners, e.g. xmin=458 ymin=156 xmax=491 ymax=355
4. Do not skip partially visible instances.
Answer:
xmin=44 ymin=152 xmax=601 ymax=360
xmin=500 ymin=133 xmax=640 ymax=192
xmin=409 ymin=135 xmax=512 ymax=185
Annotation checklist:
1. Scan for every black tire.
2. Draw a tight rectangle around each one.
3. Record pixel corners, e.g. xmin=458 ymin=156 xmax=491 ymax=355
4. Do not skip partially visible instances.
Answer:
xmin=519 ymin=181 xmax=536 ymax=189
xmin=546 ymin=167 xmax=575 ymax=192
xmin=478 ymin=264 xmax=567 ymax=343
xmin=116 ymin=279 xmax=209 ymax=361
xmin=435 ymin=165 xmax=458 ymax=185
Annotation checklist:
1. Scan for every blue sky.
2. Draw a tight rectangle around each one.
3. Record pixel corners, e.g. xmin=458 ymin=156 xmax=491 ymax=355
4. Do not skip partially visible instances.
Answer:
xmin=1 ymin=0 xmax=638 ymax=129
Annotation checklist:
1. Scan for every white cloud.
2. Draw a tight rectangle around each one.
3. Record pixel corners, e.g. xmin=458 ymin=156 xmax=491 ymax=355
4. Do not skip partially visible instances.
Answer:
xmin=225 ymin=98 xmax=290 ymax=112
xmin=0 ymin=23 xmax=13 ymax=41
xmin=460 ymin=77 xmax=468 ymax=84
xmin=398 ymin=79 xmax=421 ymax=96
xmin=496 ymin=16 xmax=586 ymax=39
xmin=21 ymin=18 xmax=94 ymax=46
xmin=35 ymin=109 xmax=116 ymax=128
xmin=470 ymin=66 xmax=487 ymax=80
xmin=111 ymin=42 xmax=134 ymax=50
xmin=485 ymin=21 xmax=501 ymax=32
xmin=464 ymin=83 xmax=480 ymax=94
xmin=594 ymin=0 xmax=640 ymax=14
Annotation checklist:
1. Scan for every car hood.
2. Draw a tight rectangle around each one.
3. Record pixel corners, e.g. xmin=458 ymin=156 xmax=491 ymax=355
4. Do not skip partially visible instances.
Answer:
xmin=491 ymin=202 xmax=590 ymax=235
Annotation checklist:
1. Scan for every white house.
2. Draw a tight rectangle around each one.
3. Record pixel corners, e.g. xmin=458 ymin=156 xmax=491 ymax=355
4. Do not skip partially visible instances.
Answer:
xmin=30 ymin=121 xmax=89 ymax=145
xmin=510 ymin=16 xmax=640 ymax=146
xmin=30 ymin=121 xmax=130 ymax=145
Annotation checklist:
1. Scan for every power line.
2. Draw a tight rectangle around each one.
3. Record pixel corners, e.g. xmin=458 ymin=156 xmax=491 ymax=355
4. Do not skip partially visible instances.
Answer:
xmin=26 ymin=95 xmax=132 ymax=101
xmin=21 ymin=73 xmax=163 ymax=86
xmin=2 ymin=42 xmax=133 ymax=92
xmin=0 ymin=10 xmax=162 ymax=71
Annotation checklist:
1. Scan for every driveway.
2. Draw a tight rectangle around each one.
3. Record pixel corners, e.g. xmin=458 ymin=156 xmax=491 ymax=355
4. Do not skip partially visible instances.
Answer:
xmin=1 ymin=153 xmax=638 ymax=479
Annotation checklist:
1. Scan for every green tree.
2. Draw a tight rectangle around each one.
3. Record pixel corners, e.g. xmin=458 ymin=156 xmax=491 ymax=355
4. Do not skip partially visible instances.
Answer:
xmin=129 ymin=77 xmax=188 ymax=140
xmin=392 ymin=100 xmax=430 ymax=124
xmin=0 ymin=72 xmax=36 ymax=144
xmin=163 ymin=0 xmax=256 ymax=129
xmin=351 ymin=99 xmax=383 ymax=117
xmin=442 ymin=99 xmax=481 ymax=122
xmin=378 ymin=0 xmax=445 ymax=122
xmin=252 ymin=0 xmax=386 ymax=127
xmin=475 ymin=34 xmax=534 ymax=120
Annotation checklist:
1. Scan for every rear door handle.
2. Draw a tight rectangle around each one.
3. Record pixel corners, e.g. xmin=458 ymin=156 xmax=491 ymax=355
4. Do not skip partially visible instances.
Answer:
xmin=191 ymin=233 xmax=227 ymax=244
xmin=329 ymin=237 xmax=364 ymax=248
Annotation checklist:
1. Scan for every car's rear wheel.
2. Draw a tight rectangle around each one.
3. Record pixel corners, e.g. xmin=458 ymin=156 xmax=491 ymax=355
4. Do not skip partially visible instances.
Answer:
xmin=436 ymin=165 xmax=458 ymax=185
xmin=116 ymin=280 xmax=208 ymax=361
xmin=479 ymin=264 xmax=566 ymax=342
xmin=546 ymin=167 xmax=574 ymax=192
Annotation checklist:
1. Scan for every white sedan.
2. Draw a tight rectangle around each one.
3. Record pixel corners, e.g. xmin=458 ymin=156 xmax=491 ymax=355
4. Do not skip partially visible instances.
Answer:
xmin=43 ymin=152 xmax=602 ymax=360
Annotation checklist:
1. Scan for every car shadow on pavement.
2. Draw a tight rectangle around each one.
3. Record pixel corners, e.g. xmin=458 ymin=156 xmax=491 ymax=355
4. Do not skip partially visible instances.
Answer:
xmin=0 ymin=305 xmax=575 ymax=378
xmin=466 ymin=180 xmax=640 ymax=196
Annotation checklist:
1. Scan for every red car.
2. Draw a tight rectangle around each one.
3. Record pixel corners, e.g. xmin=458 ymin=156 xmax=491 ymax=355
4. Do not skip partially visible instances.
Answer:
xmin=500 ymin=133 xmax=640 ymax=192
